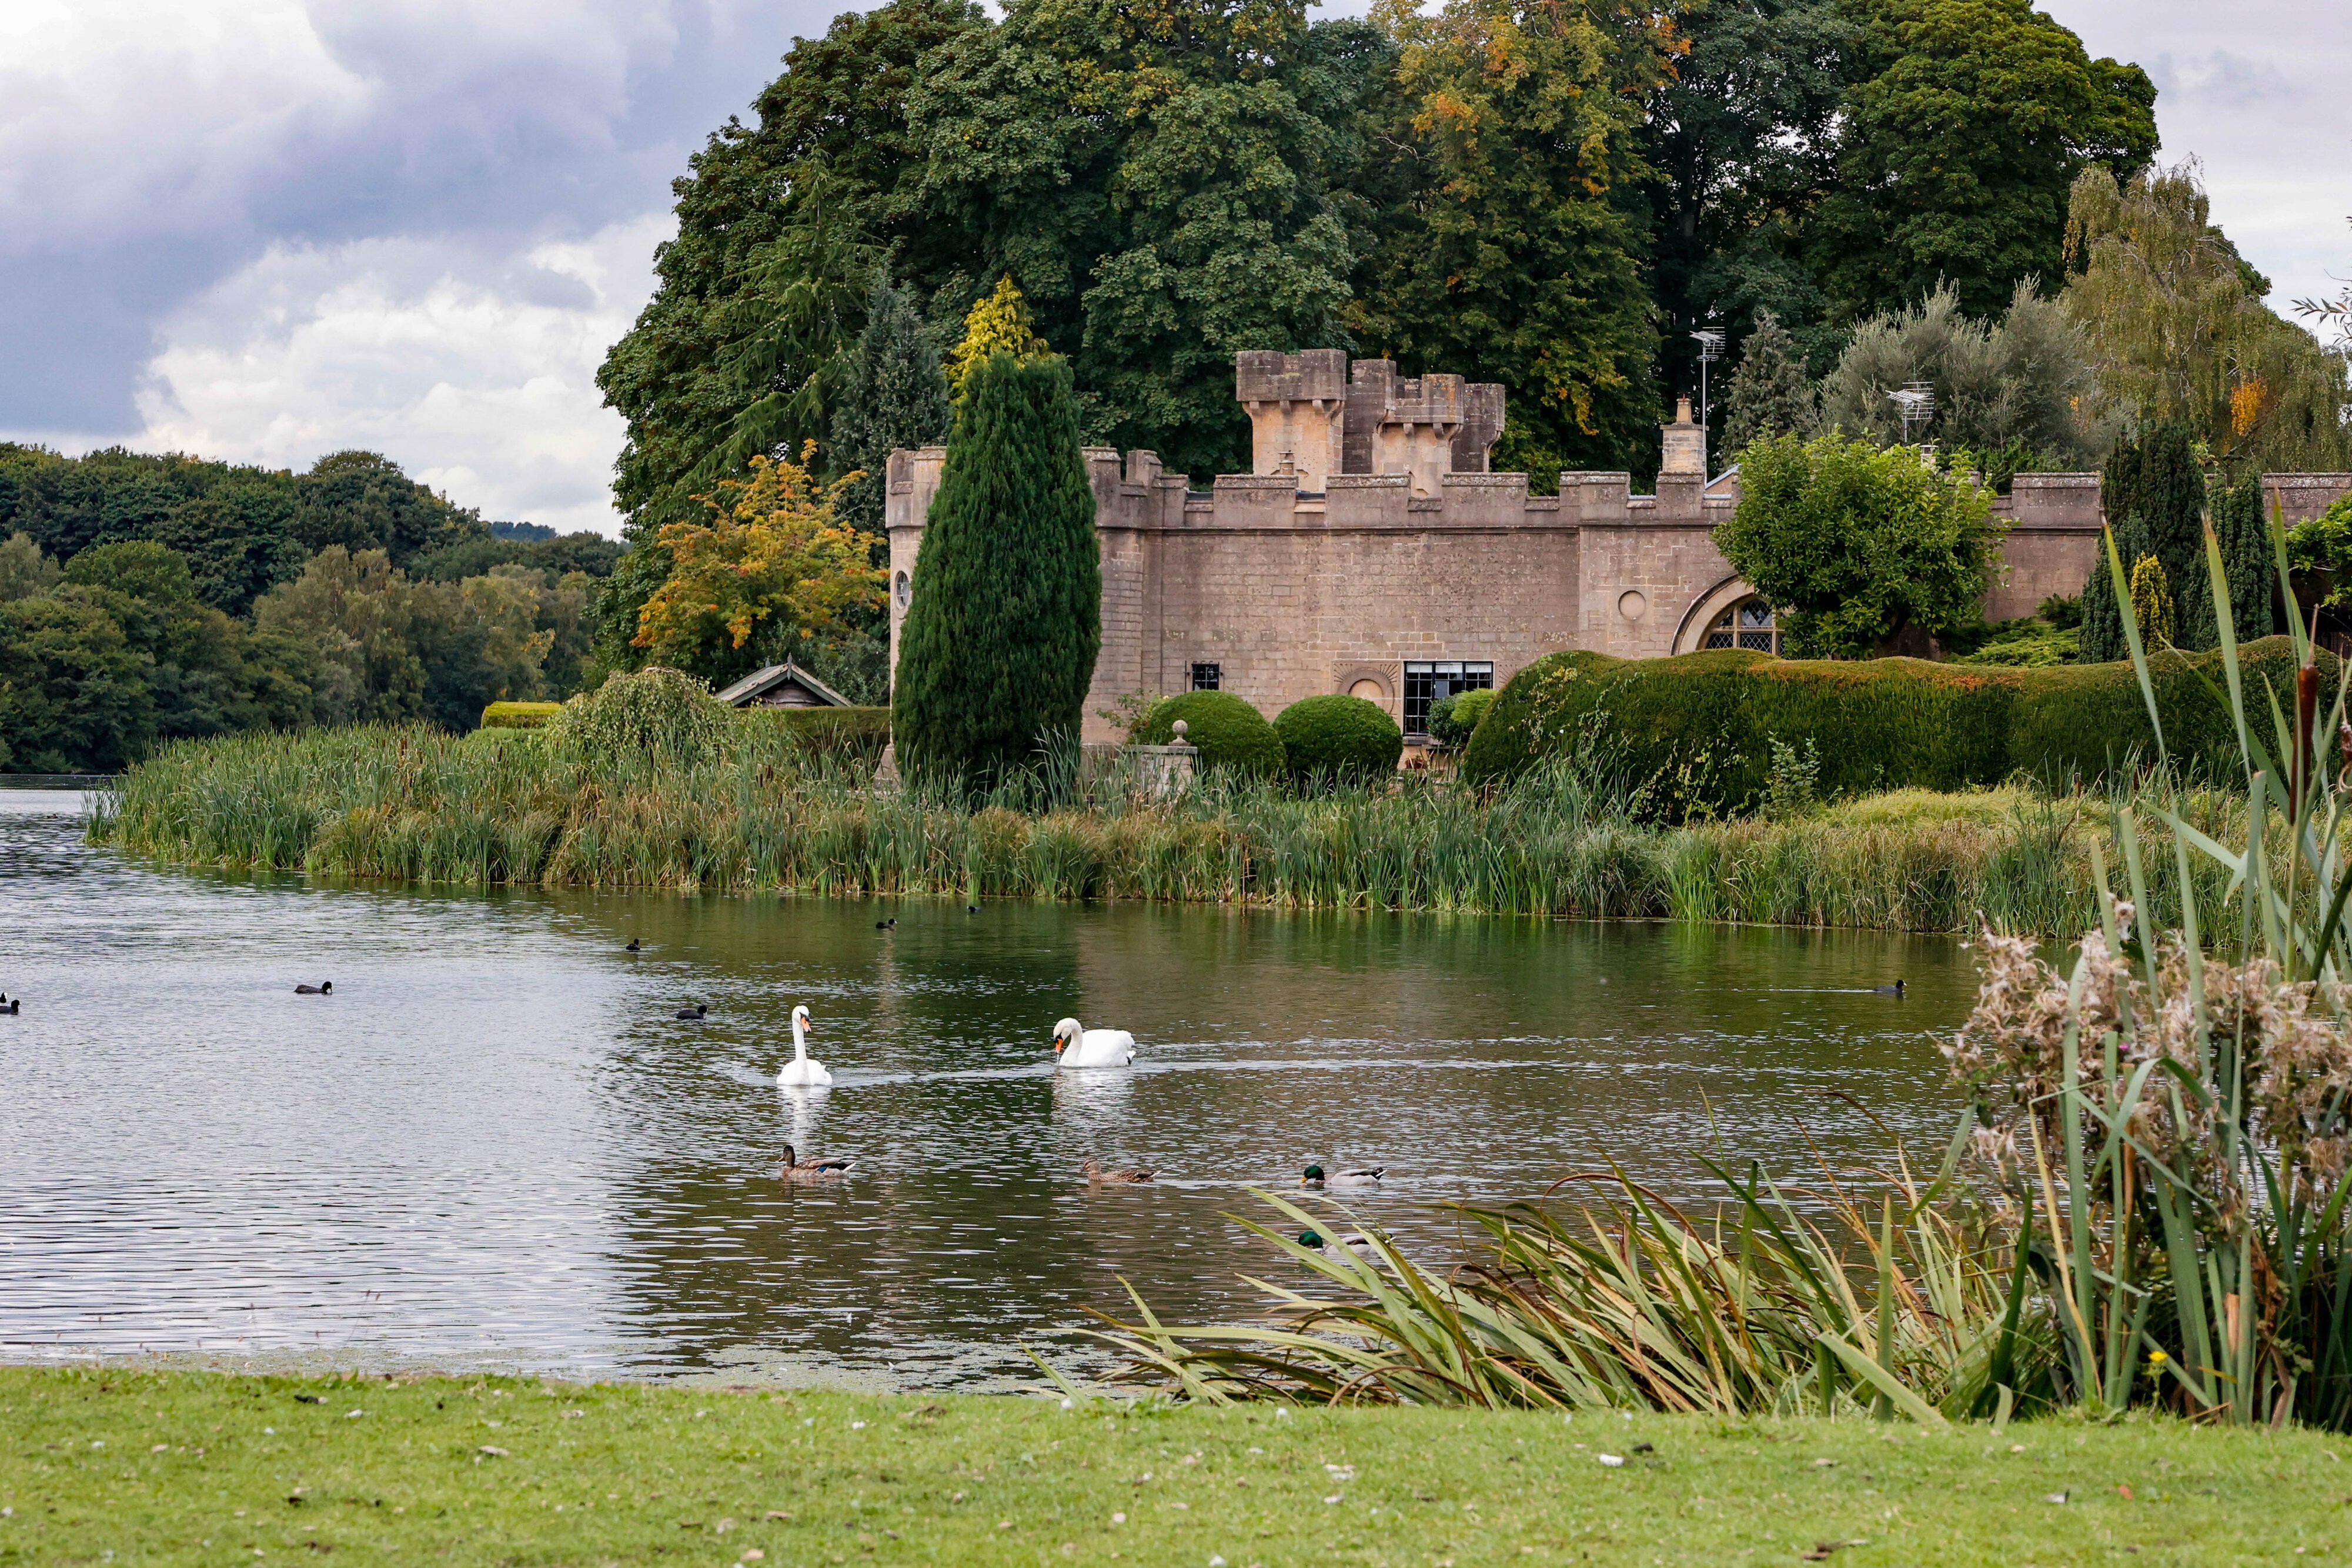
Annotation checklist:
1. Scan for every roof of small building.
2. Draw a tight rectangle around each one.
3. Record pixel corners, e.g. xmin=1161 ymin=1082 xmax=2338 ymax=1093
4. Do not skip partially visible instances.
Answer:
xmin=712 ymin=660 xmax=852 ymax=708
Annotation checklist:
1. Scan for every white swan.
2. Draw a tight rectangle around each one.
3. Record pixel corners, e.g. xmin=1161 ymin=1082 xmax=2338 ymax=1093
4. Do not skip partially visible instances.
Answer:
xmin=777 ymin=1005 xmax=832 ymax=1088
xmin=1051 ymin=1016 xmax=1135 ymax=1068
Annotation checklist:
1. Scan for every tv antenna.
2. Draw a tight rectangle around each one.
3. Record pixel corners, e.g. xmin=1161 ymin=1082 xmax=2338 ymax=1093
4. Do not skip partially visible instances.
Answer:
xmin=1690 ymin=328 xmax=1726 ymax=441
xmin=1887 ymin=382 xmax=1936 ymax=445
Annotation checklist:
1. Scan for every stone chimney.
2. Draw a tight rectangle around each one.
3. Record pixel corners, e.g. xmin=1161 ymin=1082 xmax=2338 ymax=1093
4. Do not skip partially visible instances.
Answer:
xmin=1659 ymin=396 xmax=1707 ymax=479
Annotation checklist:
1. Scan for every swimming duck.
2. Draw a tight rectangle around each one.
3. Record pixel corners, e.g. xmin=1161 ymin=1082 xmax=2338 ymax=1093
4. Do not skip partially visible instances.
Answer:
xmin=780 ymin=1143 xmax=854 ymax=1180
xmin=676 ymin=1004 xmax=709 ymax=1021
xmin=777 ymin=1004 xmax=831 ymax=1088
xmin=294 ymin=982 xmax=332 ymax=995
xmin=626 ymin=938 xmax=643 ymax=952
xmin=1051 ymin=1017 xmax=1136 ymax=1068
xmin=1299 ymin=1229 xmax=1382 ymax=1263
xmin=876 ymin=917 xmax=897 ymax=930
xmin=1082 ymin=1158 xmax=1155 ymax=1184
xmin=1 ymin=998 xmax=15 ymax=1015
xmin=1301 ymin=1163 xmax=1384 ymax=1188
xmin=1874 ymin=980 xmax=1906 ymax=997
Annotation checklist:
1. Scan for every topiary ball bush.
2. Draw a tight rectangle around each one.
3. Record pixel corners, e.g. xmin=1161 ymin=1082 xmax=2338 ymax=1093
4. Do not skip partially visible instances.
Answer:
xmin=1134 ymin=691 xmax=1285 ymax=777
xmin=1275 ymin=694 xmax=1403 ymax=785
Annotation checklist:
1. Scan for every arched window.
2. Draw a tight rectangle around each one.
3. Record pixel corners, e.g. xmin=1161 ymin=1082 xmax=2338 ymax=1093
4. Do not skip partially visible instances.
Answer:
xmin=1703 ymin=597 xmax=1780 ymax=654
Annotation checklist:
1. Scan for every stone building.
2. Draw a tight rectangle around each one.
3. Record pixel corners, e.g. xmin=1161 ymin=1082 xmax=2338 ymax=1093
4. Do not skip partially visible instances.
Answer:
xmin=886 ymin=350 xmax=2352 ymax=744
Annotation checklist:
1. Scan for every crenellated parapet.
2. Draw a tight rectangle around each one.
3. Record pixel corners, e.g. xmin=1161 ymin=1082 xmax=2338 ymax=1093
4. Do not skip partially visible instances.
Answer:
xmin=884 ymin=355 xmax=2352 ymax=741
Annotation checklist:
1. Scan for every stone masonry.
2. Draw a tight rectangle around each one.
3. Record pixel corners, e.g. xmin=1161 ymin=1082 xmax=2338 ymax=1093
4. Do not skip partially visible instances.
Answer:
xmin=886 ymin=350 xmax=2352 ymax=743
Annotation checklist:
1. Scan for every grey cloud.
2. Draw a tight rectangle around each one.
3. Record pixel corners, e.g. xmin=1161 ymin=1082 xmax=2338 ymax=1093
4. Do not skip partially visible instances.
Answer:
xmin=1 ymin=0 xmax=844 ymax=433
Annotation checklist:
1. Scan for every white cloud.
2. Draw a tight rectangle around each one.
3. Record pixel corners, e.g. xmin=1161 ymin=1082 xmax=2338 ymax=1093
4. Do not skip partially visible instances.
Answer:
xmin=132 ymin=215 xmax=671 ymax=536
xmin=2044 ymin=1 xmax=2352 ymax=316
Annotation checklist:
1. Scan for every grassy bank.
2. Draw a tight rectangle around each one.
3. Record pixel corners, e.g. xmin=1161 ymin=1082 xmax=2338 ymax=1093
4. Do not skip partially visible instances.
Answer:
xmin=86 ymin=721 xmax=2253 ymax=933
xmin=2 ymin=1368 xmax=2341 ymax=1566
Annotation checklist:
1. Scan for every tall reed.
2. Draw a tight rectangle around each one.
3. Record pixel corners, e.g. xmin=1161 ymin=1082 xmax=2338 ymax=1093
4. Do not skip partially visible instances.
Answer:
xmin=95 ymin=724 xmax=2162 ymax=933
xmin=1096 ymin=1150 xmax=2050 ymax=1420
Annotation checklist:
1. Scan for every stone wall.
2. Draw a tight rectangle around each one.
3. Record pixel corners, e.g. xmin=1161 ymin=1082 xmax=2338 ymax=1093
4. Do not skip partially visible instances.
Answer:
xmin=884 ymin=355 xmax=2352 ymax=743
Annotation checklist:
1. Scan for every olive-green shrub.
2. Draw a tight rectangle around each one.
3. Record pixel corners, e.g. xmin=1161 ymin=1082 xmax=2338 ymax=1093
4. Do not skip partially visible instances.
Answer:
xmin=1135 ymin=691 xmax=1284 ymax=777
xmin=479 ymin=701 xmax=563 ymax=730
xmin=1462 ymin=637 xmax=2331 ymax=810
xmin=737 ymin=705 xmax=893 ymax=764
xmin=1427 ymin=687 xmax=1497 ymax=748
xmin=544 ymin=666 xmax=731 ymax=768
xmin=1275 ymin=694 xmax=1404 ymax=783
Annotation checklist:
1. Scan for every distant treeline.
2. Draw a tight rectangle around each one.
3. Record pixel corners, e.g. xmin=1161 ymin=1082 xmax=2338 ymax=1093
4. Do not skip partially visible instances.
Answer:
xmin=0 ymin=444 xmax=623 ymax=773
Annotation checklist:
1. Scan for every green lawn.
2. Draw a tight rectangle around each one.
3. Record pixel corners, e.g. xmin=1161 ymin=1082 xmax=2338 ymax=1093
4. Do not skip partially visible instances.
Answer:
xmin=1 ymin=1369 xmax=2345 ymax=1566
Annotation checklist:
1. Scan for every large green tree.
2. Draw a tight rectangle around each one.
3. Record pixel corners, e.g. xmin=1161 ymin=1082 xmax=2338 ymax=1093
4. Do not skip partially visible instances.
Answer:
xmin=592 ymin=0 xmax=984 ymax=668
xmin=1809 ymin=0 xmax=2156 ymax=320
xmin=891 ymin=350 xmax=1099 ymax=784
xmin=1715 ymin=429 xmax=2004 ymax=656
xmin=1640 ymin=0 xmax=1854 ymax=416
xmin=1349 ymin=0 xmax=1672 ymax=479
xmin=910 ymin=0 xmax=1374 ymax=479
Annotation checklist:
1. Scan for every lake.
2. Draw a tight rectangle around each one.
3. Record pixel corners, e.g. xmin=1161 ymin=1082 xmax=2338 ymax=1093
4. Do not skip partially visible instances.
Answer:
xmin=0 ymin=788 xmax=1976 ymax=1390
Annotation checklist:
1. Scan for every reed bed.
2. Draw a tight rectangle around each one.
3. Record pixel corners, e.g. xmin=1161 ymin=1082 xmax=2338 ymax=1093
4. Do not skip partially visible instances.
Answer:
xmin=1097 ymin=1150 xmax=2050 ymax=1421
xmin=79 ymin=720 xmax=2220 ymax=933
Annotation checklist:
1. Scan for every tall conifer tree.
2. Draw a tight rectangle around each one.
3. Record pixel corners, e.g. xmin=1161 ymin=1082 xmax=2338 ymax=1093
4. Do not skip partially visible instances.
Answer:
xmin=891 ymin=346 xmax=1098 ymax=785
xmin=1722 ymin=311 xmax=1818 ymax=459
xmin=2079 ymin=422 xmax=2206 ymax=657
xmin=830 ymin=279 xmax=951 ymax=539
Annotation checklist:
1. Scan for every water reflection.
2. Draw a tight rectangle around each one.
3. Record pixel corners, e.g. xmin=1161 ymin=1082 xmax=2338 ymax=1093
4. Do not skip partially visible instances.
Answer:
xmin=0 ymin=794 xmax=1973 ymax=1386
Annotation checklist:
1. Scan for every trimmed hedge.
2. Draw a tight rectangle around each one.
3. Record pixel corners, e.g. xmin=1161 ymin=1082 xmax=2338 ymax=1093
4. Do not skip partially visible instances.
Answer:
xmin=1275 ymin=694 xmax=1404 ymax=783
xmin=479 ymin=701 xmax=563 ymax=730
xmin=737 ymin=705 xmax=894 ymax=764
xmin=1461 ymin=637 xmax=2334 ymax=808
xmin=1135 ymin=691 xmax=1285 ymax=777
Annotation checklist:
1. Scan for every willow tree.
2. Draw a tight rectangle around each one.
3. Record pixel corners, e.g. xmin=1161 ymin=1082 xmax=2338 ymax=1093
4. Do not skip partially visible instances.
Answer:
xmin=891 ymin=309 xmax=1098 ymax=784
xmin=2064 ymin=162 xmax=2352 ymax=472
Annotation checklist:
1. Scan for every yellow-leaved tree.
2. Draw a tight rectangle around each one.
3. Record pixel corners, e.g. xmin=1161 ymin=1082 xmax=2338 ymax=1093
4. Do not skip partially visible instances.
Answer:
xmin=633 ymin=447 xmax=883 ymax=683
xmin=945 ymin=276 xmax=1049 ymax=401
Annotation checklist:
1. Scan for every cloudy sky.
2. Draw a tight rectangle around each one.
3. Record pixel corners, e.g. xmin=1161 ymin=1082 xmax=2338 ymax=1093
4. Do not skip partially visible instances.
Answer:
xmin=3 ymin=1 xmax=2345 ymax=537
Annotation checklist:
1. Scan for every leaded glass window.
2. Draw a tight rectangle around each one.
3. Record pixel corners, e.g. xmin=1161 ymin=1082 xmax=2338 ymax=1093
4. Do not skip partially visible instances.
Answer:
xmin=1703 ymin=598 xmax=1780 ymax=654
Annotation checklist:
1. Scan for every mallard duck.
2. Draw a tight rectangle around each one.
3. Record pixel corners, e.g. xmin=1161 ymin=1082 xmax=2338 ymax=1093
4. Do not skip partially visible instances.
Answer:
xmin=1082 ymin=1157 xmax=1154 ymax=1184
xmin=777 ymin=1004 xmax=831 ymax=1088
xmin=1299 ymin=1229 xmax=1382 ymax=1262
xmin=676 ymin=1004 xmax=709 ymax=1021
xmin=1051 ymin=1017 xmax=1136 ymax=1068
xmin=1301 ymin=1163 xmax=1382 ymax=1188
xmin=1874 ymin=980 xmax=1906 ymax=997
xmin=294 ymin=982 xmax=332 ymax=995
xmin=781 ymin=1143 xmax=854 ymax=1180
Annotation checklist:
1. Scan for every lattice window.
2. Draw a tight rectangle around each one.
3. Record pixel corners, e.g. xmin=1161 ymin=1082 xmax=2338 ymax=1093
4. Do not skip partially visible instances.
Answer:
xmin=1190 ymin=663 xmax=1221 ymax=691
xmin=1703 ymin=598 xmax=1780 ymax=654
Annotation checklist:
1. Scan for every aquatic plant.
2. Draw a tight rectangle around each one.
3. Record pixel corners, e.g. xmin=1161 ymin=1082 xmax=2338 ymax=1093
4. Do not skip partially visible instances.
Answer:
xmin=1095 ymin=1161 xmax=2048 ymax=1419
